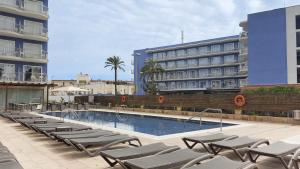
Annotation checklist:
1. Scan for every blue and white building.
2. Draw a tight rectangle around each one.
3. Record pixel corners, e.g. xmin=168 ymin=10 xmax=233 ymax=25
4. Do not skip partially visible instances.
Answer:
xmin=133 ymin=5 xmax=300 ymax=95
xmin=0 ymin=0 xmax=49 ymax=109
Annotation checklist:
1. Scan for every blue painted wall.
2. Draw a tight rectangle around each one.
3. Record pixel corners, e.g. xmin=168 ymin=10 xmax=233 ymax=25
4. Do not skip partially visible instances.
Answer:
xmin=248 ymin=8 xmax=287 ymax=85
xmin=134 ymin=49 xmax=150 ymax=95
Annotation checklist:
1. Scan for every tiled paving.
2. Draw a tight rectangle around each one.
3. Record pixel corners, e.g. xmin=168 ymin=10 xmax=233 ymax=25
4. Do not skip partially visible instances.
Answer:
xmin=0 ymin=114 xmax=300 ymax=169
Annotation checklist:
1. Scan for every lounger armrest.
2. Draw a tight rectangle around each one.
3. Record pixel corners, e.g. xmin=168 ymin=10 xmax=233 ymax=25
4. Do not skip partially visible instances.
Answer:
xmin=249 ymin=139 xmax=269 ymax=149
xmin=180 ymin=154 xmax=214 ymax=169
xmin=154 ymin=146 xmax=180 ymax=155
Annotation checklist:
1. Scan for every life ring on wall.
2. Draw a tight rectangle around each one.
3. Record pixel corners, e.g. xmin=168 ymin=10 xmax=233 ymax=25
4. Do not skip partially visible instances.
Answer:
xmin=234 ymin=95 xmax=246 ymax=107
xmin=121 ymin=96 xmax=126 ymax=103
xmin=158 ymin=96 xmax=165 ymax=104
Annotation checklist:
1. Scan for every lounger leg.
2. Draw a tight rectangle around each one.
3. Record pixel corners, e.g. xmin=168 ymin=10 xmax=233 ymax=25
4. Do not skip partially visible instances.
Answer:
xmin=182 ymin=139 xmax=197 ymax=149
xmin=278 ymin=157 xmax=289 ymax=169
xmin=209 ymin=144 xmax=222 ymax=155
xmin=293 ymin=160 xmax=299 ymax=169
xmin=247 ymin=151 xmax=260 ymax=163
xmin=233 ymin=149 xmax=247 ymax=162
xmin=100 ymin=155 xmax=118 ymax=167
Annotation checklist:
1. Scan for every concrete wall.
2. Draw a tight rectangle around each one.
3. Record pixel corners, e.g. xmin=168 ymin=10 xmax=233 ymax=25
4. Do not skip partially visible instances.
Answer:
xmin=248 ymin=8 xmax=288 ymax=85
xmin=286 ymin=6 xmax=300 ymax=84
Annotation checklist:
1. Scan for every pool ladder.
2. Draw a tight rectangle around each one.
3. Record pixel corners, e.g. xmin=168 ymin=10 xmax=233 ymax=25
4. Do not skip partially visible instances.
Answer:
xmin=184 ymin=108 xmax=223 ymax=131
xmin=61 ymin=108 xmax=79 ymax=121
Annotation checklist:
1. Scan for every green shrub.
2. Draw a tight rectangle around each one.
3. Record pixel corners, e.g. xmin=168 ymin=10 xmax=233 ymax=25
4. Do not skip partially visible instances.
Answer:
xmin=242 ymin=86 xmax=300 ymax=94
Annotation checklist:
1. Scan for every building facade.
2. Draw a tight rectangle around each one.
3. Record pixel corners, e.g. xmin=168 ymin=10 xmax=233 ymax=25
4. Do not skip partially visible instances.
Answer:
xmin=133 ymin=5 xmax=300 ymax=95
xmin=0 ymin=0 xmax=48 ymax=109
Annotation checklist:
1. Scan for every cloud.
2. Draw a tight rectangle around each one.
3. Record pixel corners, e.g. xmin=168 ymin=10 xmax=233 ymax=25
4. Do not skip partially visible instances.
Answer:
xmin=48 ymin=0 xmax=299 ymax=80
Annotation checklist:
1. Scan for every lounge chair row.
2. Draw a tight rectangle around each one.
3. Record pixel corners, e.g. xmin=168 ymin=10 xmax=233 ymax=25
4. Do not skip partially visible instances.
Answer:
xmin=1 ymin=112 xmax=300 ymax=169
xmin=0 ymin=141 xmax=24 ymax=169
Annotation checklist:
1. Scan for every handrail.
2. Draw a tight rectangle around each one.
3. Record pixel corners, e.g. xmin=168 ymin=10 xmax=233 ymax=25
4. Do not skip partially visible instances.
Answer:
xmin=61 ymin=108 xmax=79 ymax=121
xmin=184 ymin=108 xmax=223 ymax=131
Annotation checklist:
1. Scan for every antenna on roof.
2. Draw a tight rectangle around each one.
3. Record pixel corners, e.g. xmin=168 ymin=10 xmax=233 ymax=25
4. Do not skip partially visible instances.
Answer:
xmin=181 ymin=30 xmax=184 ymax=44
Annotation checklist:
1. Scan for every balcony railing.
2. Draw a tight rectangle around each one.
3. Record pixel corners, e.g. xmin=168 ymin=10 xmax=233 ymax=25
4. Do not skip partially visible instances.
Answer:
xmin=0 ymin=71 xmax=47 ymax=83
xmin=0 ymin=0 xmax=48 ymax=19
xmin=0 ymin=48 xmax=47 ymax=61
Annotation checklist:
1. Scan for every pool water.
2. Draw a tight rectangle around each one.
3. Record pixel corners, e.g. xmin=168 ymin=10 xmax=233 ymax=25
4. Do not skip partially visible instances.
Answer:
xmin=45 ymin=111 xmax=236 ymax=136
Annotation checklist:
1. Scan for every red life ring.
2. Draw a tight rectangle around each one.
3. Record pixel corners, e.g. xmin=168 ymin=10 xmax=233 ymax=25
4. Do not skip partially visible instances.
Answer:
xmin=234 ymin=95 xmax=246 ymax=107
xmin=158 ymin=96 xmax=165 ymax=104
xmin=121 ymin=96 xmax=126 ymax=103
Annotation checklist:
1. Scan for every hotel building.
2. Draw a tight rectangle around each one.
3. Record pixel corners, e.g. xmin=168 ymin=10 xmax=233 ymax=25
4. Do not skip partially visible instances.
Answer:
xmin=0 ymin=0 xmax=49 ymax=109
xmin=133 ymin=5 xmax=300 ymax=95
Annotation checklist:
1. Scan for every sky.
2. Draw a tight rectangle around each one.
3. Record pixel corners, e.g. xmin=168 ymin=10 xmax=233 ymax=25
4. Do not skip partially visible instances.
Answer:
xmin=48 ymin=0 xmax=300 ymax=81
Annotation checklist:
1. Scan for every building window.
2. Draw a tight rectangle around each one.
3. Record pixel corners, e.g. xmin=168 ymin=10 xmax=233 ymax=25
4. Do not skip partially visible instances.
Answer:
xmin=176 ymin=60 xmax=186 ymax=68
xmin=0 ymin=63 xmax=15 ymax=81
xmin=224 ymin=79 xmax=236 ymax=88
xmin=211 ymin=68 xmax=222 ymax=77
xmin=297 ymin=51 xmax=300 ymax=65
xmin=0 ymin=15 xmax=16 ymax=31
xmin=199 ymin=46 xmax=208 ymax=55
xmin=296 ymin=15 xmax=300 ymax=30
xmin=166 ymin=50 xmax=175 ymax=59
xmin=187 ymin=59 xmax=198 ymax=67
xmin=158 ymin=62 xmax=166 ymax=69
xmin=224 ymin=67 xmax=237 ymax=76
xmin=189 ymin=70 xmax=197 ymax=78
xmin=199 ymin=58 xmax=209 ymax=66
xmin=298 ymin=68 xmax=300 ymax=83
xmin=187 ymin=48 xmax=198 ymax=56
xmin=224 ymin=55 xmax=235 ymax=64
xmin=23 ymin=43 xmax=43 ymax=59
xmin=211 ymin=80 xmax=222 ymax=89
xmin=199 ymin=81 xmax=207 ymax=88
xmin=211 ymin=44 xmax=221 ymax=53
xmin=187 ymin=81 xmax=198 ymax=88
xmin=176 ymin=49 xmax=186 ymax=57
xmin=177 ymin=71 xmax=184 ymax=79
xmin=167 ymin=61 xmax=176 ymax=69
xmin=239 ymin=79 xmax=248 ymax=86
xmin=23 ymin=65 xmax=42 ymax=82
xmin=297 ymin=32 xmax=300 ymax=47
xmin=211 ymin=56 xmax=222 ymax=65
xmin=199 ymin=69 xmax=209 ymax=77
xmin=224 ymin=43 xmax=235 ymax=51
xmin=0 ymin=39 xmax=15 ymax=56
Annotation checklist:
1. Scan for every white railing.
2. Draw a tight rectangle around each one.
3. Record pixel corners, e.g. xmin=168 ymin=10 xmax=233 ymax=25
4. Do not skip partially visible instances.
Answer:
xmin=0 ymin=0 xmax=48 ymax=15
xmin=0 ymin=71 xmax=47 ymax=83
xmin=0 ymin=23 xmax=47 ymax=37
xmin=0 ymin=48 xmax=47 ymax=60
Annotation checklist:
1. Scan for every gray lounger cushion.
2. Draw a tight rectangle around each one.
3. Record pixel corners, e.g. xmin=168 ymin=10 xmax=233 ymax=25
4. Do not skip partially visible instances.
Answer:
xmin=183 ymin=133 xmax=237 ymax=143
xmin=211 ymin=136 xmax=261 ymax=149
xmin=182 ymin=156 xmax=254 ymax=169
xmin=100 ymin=142 xmax=174 ymax=160
xmin=249 ymin=141 xmax=300 ymax=156
xmin=57 ymin=130 xmax=114 ymax=140
xmin=70 ymin=134 xmax=134 ymax=147
xmin=51 ymin=129 xmax=104 ymax=136
xmin=124 ymin=149 xmax=210 ymax=169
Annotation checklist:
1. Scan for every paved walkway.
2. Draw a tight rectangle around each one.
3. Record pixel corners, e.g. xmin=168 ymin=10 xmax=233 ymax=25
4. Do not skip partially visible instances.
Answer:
xmin=0 ymin=116 xmax=300 ymax=169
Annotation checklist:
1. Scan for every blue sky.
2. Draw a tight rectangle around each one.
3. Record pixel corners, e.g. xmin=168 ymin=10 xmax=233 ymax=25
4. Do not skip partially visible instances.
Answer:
xmin=48 ymin=0 xmax=300 ymax=81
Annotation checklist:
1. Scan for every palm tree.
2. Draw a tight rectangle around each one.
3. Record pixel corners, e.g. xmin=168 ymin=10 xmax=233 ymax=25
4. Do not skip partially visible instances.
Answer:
xmin=104 ymin=56 xmax=125 ymax=100
xmin=140 ymin=58 xmax=164 ymax=95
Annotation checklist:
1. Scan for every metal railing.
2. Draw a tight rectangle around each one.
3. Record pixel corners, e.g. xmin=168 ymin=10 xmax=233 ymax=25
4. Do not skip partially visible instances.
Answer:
xmin=0 ymin=72 xmax=47 ymax=83
xmin=185 ymin=108 xmax=223 ymax=131
xmin=0 ymin=23 xmax=47 ymax=37
xmin=0 ymin=0 xmax=48 ymax=15
xmin=0 ymin=48 xmax=47 ymax=60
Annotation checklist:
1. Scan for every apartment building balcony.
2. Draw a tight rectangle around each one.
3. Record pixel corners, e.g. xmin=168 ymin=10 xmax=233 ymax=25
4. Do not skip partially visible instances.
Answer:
xmin=151 ymin=48 xmax=240 ymax=62
xmin=239 ymin=31 xmax=248 ymax=40
xmin=154 ymin=72 xmax=247 ymax=82
xmin=0 ymin=24 xmax=48 ymax=42
xmin=163 ymin=62 xmax=241 ymax=71
xmin=0 ymin=71 xmax=47 ymax=84
xmin=0 ymin=0 xmax=48 ymax=20
xmin=239 ymin=48 xmax=248 ymax=56
xmin=0 ymin=49 xmax=48 ymax=63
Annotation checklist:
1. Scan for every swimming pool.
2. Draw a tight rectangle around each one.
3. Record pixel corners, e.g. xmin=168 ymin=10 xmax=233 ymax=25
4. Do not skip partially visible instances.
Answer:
xmin=45 ymin=111 xmax=236 ymax=136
